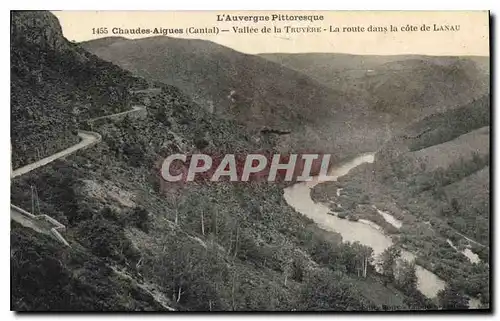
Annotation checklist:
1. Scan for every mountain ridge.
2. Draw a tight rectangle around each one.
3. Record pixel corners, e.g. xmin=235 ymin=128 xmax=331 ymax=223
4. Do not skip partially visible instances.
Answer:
xmin=260 ymin=52 xmax=489 ymax=120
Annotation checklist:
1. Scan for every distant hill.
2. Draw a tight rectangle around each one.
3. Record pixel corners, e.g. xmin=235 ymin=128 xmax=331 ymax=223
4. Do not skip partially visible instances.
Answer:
xmin=376 ymin=95 xmax=490 ymax=173
xmin=259 ymin=53 xmax=419 ymax=81
xmin=81 ymin=36 xmax=399 ymax=161
xmin=81 ymin=37 xmax=356 ymax=132
xmin=260 ymin=53 xmax=489 ymax=119
xmin=260 ymin=53 xmax=489 ymax=78
xmin=374 ymin=95 xmax=490 ymax=243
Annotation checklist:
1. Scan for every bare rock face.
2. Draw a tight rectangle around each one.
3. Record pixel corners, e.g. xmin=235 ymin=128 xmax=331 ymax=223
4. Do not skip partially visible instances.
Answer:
xmin=11 ymin=11 xmax=68 ymax=51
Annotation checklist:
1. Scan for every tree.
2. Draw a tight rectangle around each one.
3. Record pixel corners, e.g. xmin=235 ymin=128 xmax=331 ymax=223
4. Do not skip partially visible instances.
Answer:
xmin=350 ymin=242 xmax=373 ymax=278
xmin=155 ymin=106 xmax=169 ymax=125
xmin=450 ymin=198 xmax=460 ymax=213
xmin=359 ymin=194 xmax=370 ymax=204
xmin=299 ymin=268 xmax=375 ymax=311
xmin=437 ymin=285 xmax=469 ymax=310
xmin=290 ymin=255 xmax=306 ymax=282
xmin=101 ymin=206 xmax=119 ymax=222
xmin=131 ymin=206 xmax=150 ymax=232
xmin=378 ymin=245 xmax=401 ymax=280
xmin=77 ymin=218 xmax=139 ymax=263
xmin=394 ymin=259 xmax=417 ymax=291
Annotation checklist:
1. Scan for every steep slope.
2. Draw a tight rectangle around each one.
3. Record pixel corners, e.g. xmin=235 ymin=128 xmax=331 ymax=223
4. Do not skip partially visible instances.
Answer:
xmin=261 ymin=53 xmax=489 ymax=119
xmin=408 ymin=126 xmax=489 ymax=172
xmin=11 ymin=11 xmax=428 ymax=312
xmin=373 ymin=96 xmax=490 ymax=244
xmin=375 ymin=97 xmax=490 ymax=299
xmin=11 ymin=222 xmax=169 ymax=311
xmin=11 ymin=11 xmax=147 ymax=168
xmin=442 ymin=166 xmax=489 ymax=242
xmin=376 ymin=95 xmax=490 ymax=177
xmin=81 ymin=36 xmax=351 ymax=131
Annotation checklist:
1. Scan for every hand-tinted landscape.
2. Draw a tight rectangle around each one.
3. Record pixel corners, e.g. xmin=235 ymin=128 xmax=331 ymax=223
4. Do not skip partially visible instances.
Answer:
xmin=11 ymin=11 xmax=490 ymax=311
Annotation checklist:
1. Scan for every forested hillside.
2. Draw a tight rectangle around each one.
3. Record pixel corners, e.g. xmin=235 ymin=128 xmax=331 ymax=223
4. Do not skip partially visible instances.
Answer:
xmin=11 ymin=11 xmax=147 ymax=168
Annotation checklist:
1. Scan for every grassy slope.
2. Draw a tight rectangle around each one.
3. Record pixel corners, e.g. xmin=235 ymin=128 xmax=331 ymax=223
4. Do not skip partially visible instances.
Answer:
xmin=442 ymin=166 xmax=490 ymax=243
xmin=409 ymin=126 xmax=489 ymax=172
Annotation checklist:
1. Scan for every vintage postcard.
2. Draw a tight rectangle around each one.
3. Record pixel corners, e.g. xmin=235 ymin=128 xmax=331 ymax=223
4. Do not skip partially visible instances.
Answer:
xmin=10 ymin=10 xmax=490 ymax=312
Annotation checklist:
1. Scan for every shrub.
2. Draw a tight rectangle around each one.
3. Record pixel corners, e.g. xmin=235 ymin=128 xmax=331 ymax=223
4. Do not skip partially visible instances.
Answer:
xmin=77 ymin=218 xmax=139 ymax=263
xmin=130 ymin=206 xmax=150 ymax=232
xmin=348 ymin=215 xmax=359 ymax=222
xmin=338 ymin=213 xmax=347 ymax=219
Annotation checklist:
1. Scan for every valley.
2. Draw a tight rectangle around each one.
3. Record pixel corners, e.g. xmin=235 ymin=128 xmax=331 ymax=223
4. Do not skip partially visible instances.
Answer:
xmin=10 ymin=10 xmax=490 ymax=312
xmin=310 ymin=97 xmax=490 ymax=308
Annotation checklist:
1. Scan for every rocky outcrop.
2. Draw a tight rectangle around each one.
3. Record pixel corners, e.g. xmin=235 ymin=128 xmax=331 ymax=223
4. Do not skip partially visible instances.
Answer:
xmin=11 ymin=11 xmax=67 ymax=51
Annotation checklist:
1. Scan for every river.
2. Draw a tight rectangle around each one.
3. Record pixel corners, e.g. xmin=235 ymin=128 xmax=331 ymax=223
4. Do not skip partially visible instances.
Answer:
xmin=283 ymin=153 xmax=447 ymax=299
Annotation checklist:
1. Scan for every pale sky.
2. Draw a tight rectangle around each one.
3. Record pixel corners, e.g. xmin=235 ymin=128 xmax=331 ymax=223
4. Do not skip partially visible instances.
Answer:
xmin=52 ymin=11 xmax=489 ymax=56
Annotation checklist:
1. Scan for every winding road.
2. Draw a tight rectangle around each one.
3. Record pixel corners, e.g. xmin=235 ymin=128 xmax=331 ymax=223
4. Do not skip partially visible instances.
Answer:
xmin=11 ymin=97 xmax=177 ymax=310
xmin=452 ymin=229 xmax=488 ymax=249
xmin=12 ymin=104 xmax=147 ymax=178
xmin=11 ymin=104 xmax=147 ymax=243
xmin=85 ymin=105 xmax=145 ymax=122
